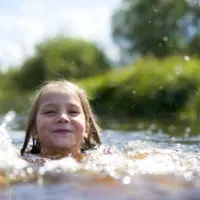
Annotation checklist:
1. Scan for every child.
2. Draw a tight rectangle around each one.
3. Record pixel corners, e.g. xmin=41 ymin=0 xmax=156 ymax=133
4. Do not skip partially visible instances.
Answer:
xmin=20 ymin=80 xmax=102 ymax=161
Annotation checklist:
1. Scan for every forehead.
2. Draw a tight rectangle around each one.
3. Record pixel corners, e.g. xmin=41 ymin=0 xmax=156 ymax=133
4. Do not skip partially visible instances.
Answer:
xmin=39 ymin=86 xmax=81 ymax=105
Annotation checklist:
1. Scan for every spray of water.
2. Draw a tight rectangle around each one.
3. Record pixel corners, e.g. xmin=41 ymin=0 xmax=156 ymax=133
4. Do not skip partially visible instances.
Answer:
xmin=0 ymin=111 xmax=16 ymax=155
xmin=0 ymin=111 xmax=27 ymax=170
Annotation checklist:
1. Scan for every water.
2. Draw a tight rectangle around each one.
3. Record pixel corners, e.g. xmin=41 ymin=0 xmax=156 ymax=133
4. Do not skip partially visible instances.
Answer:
xmin=1 ymin=112 xmax=200 ymax=200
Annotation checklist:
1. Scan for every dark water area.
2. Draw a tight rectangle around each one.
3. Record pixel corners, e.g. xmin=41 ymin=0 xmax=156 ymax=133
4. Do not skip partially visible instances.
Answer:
xmin=102 ymin=117 xmax=200 ymax=137
xmin=1 ymin=113 xmax=200 ymax=200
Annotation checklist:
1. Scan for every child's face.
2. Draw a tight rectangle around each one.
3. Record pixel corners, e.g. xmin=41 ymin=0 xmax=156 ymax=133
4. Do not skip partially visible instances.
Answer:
xmin=34 ymin=86 xmax=88 ymax=155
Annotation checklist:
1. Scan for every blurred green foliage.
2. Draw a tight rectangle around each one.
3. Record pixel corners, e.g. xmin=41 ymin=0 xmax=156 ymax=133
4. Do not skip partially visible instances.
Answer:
xmin=0 ymin=0 xmax=200 ymax=133
xmin=112 ymin=0 xmax=200 ymax=60
xmin=0 ymin=68 xmax=30 ymax=114
xmin=0 ymin=35 xmax=110 ymax=113
xmin=78 ymin=56 xmax=200 ymax=122
xmin=15 ymin=35 xmax=110 ymax=91
xmin=1 ymin=55 xmax=200 ymax=123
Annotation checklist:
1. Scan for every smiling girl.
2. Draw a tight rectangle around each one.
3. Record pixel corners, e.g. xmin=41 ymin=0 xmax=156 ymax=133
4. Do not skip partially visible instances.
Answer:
xmin=20 ymin=80 xmax=101 ymax=161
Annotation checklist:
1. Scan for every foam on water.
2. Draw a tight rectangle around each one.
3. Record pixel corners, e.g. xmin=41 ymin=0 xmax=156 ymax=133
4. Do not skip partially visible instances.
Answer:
xmin=44 ymin=156 xmax=81 ymax=172
xmin=100 ymin=130 xmax=200 ymax=180
xmin=15 ymin=130 xmax=200 ymax=182
xmin=1 ymin=122 xmax=199 ymax=182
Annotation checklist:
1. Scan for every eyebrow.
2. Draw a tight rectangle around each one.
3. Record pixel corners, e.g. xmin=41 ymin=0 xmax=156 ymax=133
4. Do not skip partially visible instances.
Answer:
xmin=40 ymin=103 xmax=81 ymax=109
xmin=40 ymin=103 xmax=56 ymax=109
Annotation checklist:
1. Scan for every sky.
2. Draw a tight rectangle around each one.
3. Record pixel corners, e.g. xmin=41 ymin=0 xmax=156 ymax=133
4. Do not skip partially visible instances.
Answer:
xmin=0 ymin=0 xmax=122 ymax=70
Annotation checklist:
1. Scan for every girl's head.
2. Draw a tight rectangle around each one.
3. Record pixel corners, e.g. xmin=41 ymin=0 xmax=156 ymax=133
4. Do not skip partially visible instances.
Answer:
xmin=21 ymin=80 xmax=101 ymax=156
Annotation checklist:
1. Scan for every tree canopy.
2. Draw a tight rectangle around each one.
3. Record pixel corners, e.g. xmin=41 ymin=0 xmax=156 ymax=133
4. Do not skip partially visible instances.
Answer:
xmin=16 ymin=36 xmax=110 ymax=91
xmin=112 ymin=0 xmax=200 ymax=59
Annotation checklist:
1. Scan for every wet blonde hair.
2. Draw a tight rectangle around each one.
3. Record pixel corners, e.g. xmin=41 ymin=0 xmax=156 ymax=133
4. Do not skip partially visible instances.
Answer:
xmin=21 ymin=80 xmax=101 ymax=156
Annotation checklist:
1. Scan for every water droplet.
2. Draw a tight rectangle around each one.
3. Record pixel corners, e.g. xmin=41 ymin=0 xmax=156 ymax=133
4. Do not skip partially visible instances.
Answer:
xmin=184 ymin=127 xmax=191 ymax=137
xmin=137 ymin=122 xmax=144 ymax=129
xmin=132 ymin=90 xmax=136 ymax=94
xmin=163 ymin=36 xmax=168 ymax=42
xmin=27 ymin=167 xmax=33 ymax=174
xmin=184 ymin=55 xmax=190 ymax=62
xmin=185 ymin=127 xmax=191 ymax=133
xmin=149 ymin=124 xmax=157 ymax=131
xmin=39 ymin=167 xmax=46 ymax=176
xmin=122 ymin=176 xmax=131 ymax=184
xmin=153 ymin=8 xmax=158 ymax=13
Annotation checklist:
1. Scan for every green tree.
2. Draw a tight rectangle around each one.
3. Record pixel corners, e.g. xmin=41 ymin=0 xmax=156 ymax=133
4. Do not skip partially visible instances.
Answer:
xmin=16 ymin=35 xmax=110 ymax=91
xmin=112 ymin=0 xmax=200 ymax=59
xmin=37 ymin=36 xmax=110 ymax=79
xmin=16 ymin=56 xmax=45 ymax=91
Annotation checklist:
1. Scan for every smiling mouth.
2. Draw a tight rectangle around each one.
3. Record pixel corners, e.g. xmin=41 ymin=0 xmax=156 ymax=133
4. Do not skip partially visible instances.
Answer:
xmin=52 ymin=129 xmax=73 ymax=134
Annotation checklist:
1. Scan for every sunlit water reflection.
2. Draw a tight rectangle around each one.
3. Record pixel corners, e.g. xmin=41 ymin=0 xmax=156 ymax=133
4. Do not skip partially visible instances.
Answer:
xmin=1 ymin=112 xmax=200 ymax=200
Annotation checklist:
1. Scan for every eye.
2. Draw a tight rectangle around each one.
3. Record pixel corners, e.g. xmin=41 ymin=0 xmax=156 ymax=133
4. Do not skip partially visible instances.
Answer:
xmin=44 ymin=110 xmax=56 ymax=115
xmin=69 ymin=110 xmax=80 ymax=114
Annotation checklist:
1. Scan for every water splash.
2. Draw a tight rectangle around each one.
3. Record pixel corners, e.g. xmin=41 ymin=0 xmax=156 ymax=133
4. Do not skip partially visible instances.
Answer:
xmin=0 ymin=111 xmax=16 ymax=155
xmin=0 ymin=111 xmax=27 ymax=170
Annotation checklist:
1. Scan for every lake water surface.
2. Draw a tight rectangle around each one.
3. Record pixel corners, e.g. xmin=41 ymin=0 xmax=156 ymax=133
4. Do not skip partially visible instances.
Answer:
xmin=1 ymin=111 xmax=200 ymax=200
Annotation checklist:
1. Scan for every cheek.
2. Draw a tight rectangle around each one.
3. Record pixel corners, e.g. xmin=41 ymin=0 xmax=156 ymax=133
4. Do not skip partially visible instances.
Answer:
xmin=36 ymin=118 xmax=53 ymax=145
xmin=75 ymin=116 xmax=86 ymax=133
xmin=36 ymin=116 xmax=51 ymax=133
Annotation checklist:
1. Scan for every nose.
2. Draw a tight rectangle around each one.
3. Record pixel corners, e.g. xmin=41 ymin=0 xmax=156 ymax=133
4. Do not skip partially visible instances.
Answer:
xmin=56 ymin=113 xmax=70 ymax=123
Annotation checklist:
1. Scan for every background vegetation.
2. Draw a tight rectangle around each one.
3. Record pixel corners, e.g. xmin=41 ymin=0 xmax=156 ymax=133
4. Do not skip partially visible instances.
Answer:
xmin=0 ymin=0 xmax=200 ymax=130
